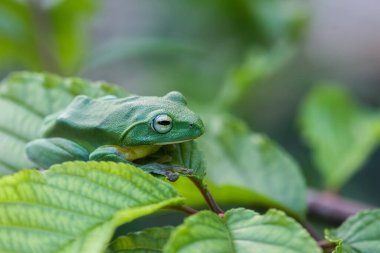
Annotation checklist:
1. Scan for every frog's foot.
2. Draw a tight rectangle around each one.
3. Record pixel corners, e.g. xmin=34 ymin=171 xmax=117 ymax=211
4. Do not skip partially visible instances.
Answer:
xmin=25 ymin=138 xmax=89 ymax=169
xmin=140 ymin=164 xmax=193 ymax=182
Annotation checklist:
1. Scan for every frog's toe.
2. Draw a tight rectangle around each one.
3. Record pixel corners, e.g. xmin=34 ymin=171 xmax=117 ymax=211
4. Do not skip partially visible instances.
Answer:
xmin=140 ymin=163 xmax=192 ymax=181
xmin=175 ymin=167 xmax=193 ymax=175
xmin=166 ymin=172 xmax=180 ymax=182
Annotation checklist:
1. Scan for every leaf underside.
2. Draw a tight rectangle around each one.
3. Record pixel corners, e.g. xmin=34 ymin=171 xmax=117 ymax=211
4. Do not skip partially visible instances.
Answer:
xmin=108 ymin=226 xmax=174 ymax=253
xmin=170 ymin=140 xmax=206 ymax=179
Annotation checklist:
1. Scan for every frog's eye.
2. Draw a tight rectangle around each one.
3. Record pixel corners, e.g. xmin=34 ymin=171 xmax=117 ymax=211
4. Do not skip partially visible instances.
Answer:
xmin=152 ymin=114 xmax=173 ymax=134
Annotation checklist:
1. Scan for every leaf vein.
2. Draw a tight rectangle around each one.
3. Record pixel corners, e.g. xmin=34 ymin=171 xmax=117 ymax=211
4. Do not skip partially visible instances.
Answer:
xmin=0 ymin=95 xmax=44 ymax=118
xmin=0 ymin=126 xmax=29 ymax=142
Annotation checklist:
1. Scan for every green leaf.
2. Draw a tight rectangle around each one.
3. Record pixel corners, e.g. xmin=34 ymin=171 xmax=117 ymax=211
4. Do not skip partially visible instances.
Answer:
xmin=326 ymin=209 xmax=380 ymax=253
xmin=299 ymin=84 xmax=380 ymax=189
xmin=0 ymin=161 xmax=183 ymax=253
xmin=196 ymin=113 xmax=307 ymax=217
xmin=0 ymin=71 xmax=127 ymax=174
xmin=165 ymin=208 xmax=321 ymax=253
xmin=108 ymin=226 xmax=174 ymax=253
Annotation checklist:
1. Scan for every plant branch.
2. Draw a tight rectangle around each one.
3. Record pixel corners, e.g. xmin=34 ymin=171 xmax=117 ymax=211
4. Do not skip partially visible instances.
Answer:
xmin=307 ymin=189 xmax=373 ymax=223
xmin=168 ymin=205 xmax=199 ymax=215
xmin=318 ymin=240 xmax=337 ymax=252
xmin=300 ymin=220 xmax=322 ymax=241
xmin=188 ymin=177 xmax=224 ymax=215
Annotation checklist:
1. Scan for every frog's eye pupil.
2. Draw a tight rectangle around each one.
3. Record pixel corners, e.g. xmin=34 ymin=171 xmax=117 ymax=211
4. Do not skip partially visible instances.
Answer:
xmin=152 ymin=114 xmax=173 ymax=133
xmin=158 ymin=120 xmax=171 ymax=126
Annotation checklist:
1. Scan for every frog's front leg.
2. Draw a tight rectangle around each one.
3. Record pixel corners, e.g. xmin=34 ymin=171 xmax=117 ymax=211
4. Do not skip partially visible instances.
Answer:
xmin=25 ymin=138 xmax=90 ymax=169
xmin=89 ymin=145 xmax=192 ymax=181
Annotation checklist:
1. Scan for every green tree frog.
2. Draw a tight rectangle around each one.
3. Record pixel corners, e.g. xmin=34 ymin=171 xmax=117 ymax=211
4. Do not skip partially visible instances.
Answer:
xmin=25 ymin=91 xmax=204 ymax=181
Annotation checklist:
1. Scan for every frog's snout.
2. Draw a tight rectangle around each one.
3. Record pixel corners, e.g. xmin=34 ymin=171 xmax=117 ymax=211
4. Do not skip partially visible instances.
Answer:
xmin=189 ymin=118 xmax=205 ymax=136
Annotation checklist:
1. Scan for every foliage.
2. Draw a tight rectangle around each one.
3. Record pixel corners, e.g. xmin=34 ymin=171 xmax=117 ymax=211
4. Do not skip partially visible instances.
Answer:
xmin=0 ymin=72 xmax=379 ymax=252
xmin=0 ymin=0 xmax=307 ymax=97
xmin=0 ymin=72 xmax=306 ymax=217
xmin=0 ymin=0 xmax=96 ymax=74
xmin=0 ymin=1 xmax=379 ymax=252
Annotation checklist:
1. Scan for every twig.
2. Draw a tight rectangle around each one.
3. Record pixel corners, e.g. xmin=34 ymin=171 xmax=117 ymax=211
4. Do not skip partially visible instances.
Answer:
xmin=318 ymin=240 xmax=337 ymax=252
xmin=301 ymin=220 xmax=322 ymax=241
xmin=188 ymin=177 xmax=224 ymax=215
xmin=307 ymin=189 xmax=373 ymax=223
xmin=168 ymin=205 xmax=199 ymax=215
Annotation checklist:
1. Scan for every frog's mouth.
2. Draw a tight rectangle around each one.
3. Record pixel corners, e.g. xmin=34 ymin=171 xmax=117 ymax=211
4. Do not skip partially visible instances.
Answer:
xmin=154 ymin=138 xmax=196 ymax=145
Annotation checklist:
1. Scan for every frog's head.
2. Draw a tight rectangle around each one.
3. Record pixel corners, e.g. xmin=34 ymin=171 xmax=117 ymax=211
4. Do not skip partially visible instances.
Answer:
xmin=120 ymin=91 xmax=204 ymax=146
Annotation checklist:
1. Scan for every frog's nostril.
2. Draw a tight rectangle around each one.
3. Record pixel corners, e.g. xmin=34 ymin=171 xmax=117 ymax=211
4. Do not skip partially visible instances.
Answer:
xmin=189 ymin=119 xmax=205 ymax=136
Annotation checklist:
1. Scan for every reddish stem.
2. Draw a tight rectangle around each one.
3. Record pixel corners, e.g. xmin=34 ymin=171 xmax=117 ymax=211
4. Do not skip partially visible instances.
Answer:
xmin=308 ymin=190 xmax=372 ymax=223
xmin=318 ymin=240 xmax=337 ymax=252
xmin=188 ymin=177 xmax=224 ymax=215
xmin=169 ymin=205 xmax=199 ymax=215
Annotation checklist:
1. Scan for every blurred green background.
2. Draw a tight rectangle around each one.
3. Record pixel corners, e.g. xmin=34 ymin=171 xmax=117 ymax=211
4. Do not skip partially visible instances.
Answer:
xmin=0 ymin=0 xmax=379 ymax=207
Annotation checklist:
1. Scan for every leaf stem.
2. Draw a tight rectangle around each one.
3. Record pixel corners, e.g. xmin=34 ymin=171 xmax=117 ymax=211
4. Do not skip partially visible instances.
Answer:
xmin=300 ymin=220 xmax=322 ymax=241
xmin=318 ymin=240 xmax=336 ymax=252
xmin=188 ymin=177 xmax=224 ymax=215
xmin=168 ymin=205 xmax=199 ymax=215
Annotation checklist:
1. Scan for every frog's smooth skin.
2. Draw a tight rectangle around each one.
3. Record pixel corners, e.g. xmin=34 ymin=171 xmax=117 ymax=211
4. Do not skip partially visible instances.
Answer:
xmin=25 ymin=91 xmax=204 ymax=180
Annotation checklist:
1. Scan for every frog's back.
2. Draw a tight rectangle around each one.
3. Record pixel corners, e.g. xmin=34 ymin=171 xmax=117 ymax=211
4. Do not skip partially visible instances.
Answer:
xmin=41 ymin=95 xmax=133 ymax=148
